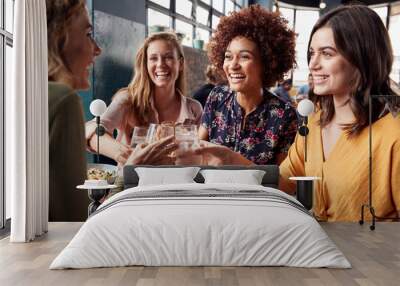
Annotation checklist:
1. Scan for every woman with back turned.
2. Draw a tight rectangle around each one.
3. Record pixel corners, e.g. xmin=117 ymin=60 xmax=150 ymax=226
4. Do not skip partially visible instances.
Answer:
xmin=47 ymin=0 xmax=101 ymax=221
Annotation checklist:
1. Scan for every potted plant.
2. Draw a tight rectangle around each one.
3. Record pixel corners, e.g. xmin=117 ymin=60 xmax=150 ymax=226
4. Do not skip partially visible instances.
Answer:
xmin=149 ymin=25 xmax=167 ymax=34
xmin=193 ymin=33 xmax=204 ymax=50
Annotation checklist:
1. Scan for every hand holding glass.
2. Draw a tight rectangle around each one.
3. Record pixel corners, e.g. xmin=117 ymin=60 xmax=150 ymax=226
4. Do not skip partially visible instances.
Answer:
xmin=131 ymin=126 xmax=148 ymax=148
xmin=175 ymin=124 xmax=202 ymax=165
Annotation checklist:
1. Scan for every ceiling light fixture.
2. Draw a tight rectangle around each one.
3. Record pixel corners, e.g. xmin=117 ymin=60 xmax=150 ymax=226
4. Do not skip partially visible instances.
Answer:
xmin=319 ymin=1 xmax=327 ymax=9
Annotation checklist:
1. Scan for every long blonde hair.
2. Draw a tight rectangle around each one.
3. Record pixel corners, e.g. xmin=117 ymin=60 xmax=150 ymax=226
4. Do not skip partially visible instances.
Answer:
xmin=46 ymin=0 xmax=86 ymax=86
xmin=123 ymin=32 xmax=186 ymax=124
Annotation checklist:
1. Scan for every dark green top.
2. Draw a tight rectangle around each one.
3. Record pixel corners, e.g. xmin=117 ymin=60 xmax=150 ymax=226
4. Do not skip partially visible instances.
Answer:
xmin=48 ymin=81 xmax=89 ymax=221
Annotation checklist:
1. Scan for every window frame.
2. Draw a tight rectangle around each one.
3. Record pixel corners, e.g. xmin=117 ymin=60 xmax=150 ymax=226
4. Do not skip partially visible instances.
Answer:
xmin=275 ymin=1 xmax=319 ymax=85
xmin=369 ymin=3 xmax=400 ymax=85
xmin=276 ymin=1 xmax=399 ymax=86
xmin=146 ymin=0 xmax=246 ymax=46
xmin=370 ymin=3 xmax=389 ymax=28
xmin=0 ymin=0 xmax=13 ymax=233
xmin=0 ymin=25 xmax=4 ymax=232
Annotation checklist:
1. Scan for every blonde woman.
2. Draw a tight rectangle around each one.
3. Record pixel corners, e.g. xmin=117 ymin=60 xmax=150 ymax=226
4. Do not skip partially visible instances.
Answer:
xmin=86 ymin=32 xmax=203 ymax=166
xmin=47 ymin=0 xmax=101 ymax=221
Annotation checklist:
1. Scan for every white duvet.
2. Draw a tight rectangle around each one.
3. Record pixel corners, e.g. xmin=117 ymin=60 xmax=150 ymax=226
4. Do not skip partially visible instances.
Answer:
xmin=50 ymin=183 xmax=351 ymax=269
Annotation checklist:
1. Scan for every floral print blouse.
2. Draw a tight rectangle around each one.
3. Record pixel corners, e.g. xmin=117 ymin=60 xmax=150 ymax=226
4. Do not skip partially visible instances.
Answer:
xmin=201 ymin=85 xmax=298 ymax=165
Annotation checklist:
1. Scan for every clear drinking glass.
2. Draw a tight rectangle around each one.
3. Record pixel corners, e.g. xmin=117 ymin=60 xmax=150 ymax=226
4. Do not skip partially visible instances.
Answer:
xmin=146 ymin=123 xmax=159 ymax=143
xmin=175 ymin=124 xmax=198 ymax=149
xmin=157 ymin=121 xmax=175 ymax=140
xmin=152 ymin=122 xmax=176 ymax=160
xmin=175 ymin=124 xmax=202 ymax=165
xmin=131 ymin=126 xmax=148 ymax=147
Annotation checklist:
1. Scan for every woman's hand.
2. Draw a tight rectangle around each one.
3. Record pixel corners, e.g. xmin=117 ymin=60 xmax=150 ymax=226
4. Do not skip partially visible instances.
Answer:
xmin=192 ymin=142 xmax=231 ymax=165
xmin=177 ymin=141 xmax=254 ymax=166
xmin=88 ymin=132 xmax=133 ymax=165
xmin=125 ymin=135 xmax=178 ymax=165
xmin=114 ymin=144 xmax=133 ymax=165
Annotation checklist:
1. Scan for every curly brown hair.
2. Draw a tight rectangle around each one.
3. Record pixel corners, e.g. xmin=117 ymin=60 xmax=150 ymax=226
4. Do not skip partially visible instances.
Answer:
xmin=208 ymin=4 xmax=296 ymax=88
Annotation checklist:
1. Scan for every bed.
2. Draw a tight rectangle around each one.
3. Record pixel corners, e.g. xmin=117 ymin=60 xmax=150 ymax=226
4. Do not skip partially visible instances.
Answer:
xmin=50 ymin=165 xmax=350 ymax=269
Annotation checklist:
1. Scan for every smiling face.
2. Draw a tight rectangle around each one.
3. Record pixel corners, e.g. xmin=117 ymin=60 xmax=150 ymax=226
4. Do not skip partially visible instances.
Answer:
xmin=222 ymin=36 xmax=263 ymax=94
xmin=146 ymin=39 xmax=182 ymax=90
xmin=308 ymin=26 xmax=357 ymax=99
xmin=62 ymin=8 xmax=101 ymax=90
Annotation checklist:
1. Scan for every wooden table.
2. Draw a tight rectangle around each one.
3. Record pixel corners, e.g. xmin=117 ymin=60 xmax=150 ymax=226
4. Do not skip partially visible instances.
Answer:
xmin=0 ymin=222 xmax=399 ymax=286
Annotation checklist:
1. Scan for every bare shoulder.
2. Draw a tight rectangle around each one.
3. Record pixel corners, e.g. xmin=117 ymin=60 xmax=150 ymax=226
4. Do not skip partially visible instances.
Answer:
xmin=112 ymin=89 xmax=131 ymax=104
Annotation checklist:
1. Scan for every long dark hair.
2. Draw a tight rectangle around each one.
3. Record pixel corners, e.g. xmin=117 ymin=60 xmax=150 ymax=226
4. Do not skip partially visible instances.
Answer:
xmin=308 ymin=5 xmax=396 ymax=136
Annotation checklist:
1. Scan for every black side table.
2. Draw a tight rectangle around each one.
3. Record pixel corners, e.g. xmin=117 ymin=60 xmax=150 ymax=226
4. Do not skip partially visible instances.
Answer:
xmin=87 ymin=188 xmax=110 ymax=216
xmin=77 ymin=182 xmax=117 ymax=216
xmin=289 ymin=177 xmax=320 ymax=211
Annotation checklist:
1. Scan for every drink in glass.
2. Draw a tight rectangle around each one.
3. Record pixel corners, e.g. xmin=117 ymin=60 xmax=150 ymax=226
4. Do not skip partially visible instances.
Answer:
xmin=131 ymin=126 xmax=148 ymax=148
xmin=175 ymin=124 xmax=201 ymax=165
xmin=158 ymin=121 xmax=175 ymax=140
xmin=146 ymin=123 xmax=158 ymax=143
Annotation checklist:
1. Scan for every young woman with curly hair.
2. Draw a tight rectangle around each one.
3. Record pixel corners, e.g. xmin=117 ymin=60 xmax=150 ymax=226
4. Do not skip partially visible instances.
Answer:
xmin=195 ymin=5 xmax=298 ymax=165
xmin=279 ymin=5 xmax=400 ymax=221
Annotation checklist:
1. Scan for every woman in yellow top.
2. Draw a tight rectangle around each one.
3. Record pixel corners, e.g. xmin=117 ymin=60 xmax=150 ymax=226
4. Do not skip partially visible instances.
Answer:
xmin=193 ymin=5 xmax=400 ymax=222
xmin=279 ymin=5 xmax=400 ymax=221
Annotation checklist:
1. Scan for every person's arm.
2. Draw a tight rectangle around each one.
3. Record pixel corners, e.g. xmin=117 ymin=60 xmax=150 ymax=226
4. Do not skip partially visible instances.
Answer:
xmin=192 ymin=142 xmax=254 ymax=166
xmin=125 ymin=136 xmax=178 ymax=165
xmin=391 ymin=140 xmax=400 ymax=214
xmin=85 ymin=92 xmax=132 ymax=165
xmin=279 ymin=131 xmax=305 ymax=195
xmin=277 ymin=104 xmax=302 ymax=194
xmin=198 ymin=126 xmax=209 ymax=141
xmin=88 ymin=132 xmax=132 ymax=165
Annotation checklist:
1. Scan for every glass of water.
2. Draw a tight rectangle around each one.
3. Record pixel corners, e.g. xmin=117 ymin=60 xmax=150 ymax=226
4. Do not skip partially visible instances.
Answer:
xmin=175 ymin=124 xmax=201 ymax=165
xmin=131 ymin=126 xmax=148 ymax=148
xmin=158 ymin=121 xmax=175 ymax=140
xmin=145 ymin=123 xmax=159 ymax=143
xmin=175 ymin=124 xmax=198 ymax=148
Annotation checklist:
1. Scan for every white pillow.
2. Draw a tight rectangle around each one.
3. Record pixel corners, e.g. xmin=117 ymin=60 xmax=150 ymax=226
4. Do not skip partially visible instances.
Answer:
xmin=200 ymin=169 xmax=266 ymax=185
xmin=135 ymin=167 xmax=200 ymax=186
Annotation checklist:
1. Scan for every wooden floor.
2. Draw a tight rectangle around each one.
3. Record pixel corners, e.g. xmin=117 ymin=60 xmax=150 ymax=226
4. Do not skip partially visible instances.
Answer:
xmin=0 ymin=222 xmax=399 ymax=286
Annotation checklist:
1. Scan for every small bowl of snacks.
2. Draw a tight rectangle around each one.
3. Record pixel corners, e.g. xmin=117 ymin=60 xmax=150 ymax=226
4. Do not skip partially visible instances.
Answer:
xmin=87 ymin=163 xmax=118 ymax=184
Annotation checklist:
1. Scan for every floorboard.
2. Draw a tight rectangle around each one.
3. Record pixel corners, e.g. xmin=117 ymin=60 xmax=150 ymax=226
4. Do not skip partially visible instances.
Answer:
xmin=0 ymin=222 xmax=399 ymax=286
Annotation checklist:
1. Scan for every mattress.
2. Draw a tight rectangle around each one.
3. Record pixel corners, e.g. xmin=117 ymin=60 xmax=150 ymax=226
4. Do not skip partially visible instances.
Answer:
xmin=50 ymin=183 xmax=351 ymax=269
